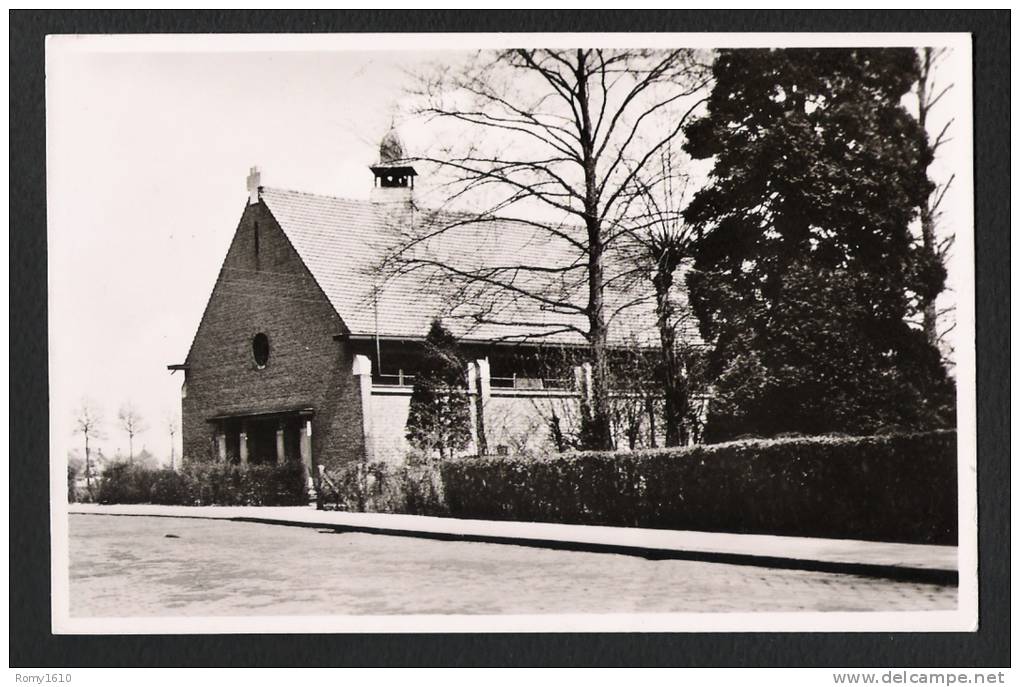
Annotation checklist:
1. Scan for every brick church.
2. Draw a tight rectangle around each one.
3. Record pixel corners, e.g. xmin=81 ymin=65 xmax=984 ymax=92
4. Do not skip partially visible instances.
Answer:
xmin=170 ymin=128 xmax=701 ymax=493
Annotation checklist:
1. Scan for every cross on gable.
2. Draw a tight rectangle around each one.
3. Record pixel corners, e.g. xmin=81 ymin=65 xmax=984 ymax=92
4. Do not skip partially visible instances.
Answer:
xmin=246 ymin=166 xmax=261 ymax=205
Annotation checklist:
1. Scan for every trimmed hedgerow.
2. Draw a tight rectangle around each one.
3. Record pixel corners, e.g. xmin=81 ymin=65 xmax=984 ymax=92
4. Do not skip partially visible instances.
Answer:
xmin=96 ymin=462 xmax=308 ymax=506
xmin=439 ymin=430 xmax=957 ymax=544
xmin=239 ymin=462 xmax=309 ymax=506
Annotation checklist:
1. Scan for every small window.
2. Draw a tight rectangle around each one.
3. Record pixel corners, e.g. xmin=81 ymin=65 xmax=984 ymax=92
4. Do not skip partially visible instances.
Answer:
xmin=254 ymin=222 xmax=260 ymax=258
xmin=252 ymin=333 xmax=270 ymax=368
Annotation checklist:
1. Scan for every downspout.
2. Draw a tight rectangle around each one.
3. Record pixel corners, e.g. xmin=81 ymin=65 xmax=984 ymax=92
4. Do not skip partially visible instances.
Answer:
xmin=374 ymin=283 xmax=382 ymax=374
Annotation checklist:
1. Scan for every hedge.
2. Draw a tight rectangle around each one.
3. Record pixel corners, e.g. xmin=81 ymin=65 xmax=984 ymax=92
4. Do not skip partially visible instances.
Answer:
xmin=318 ymin=456 xmax=447 ymax=516
xmin=439 ymin=430 xmax=958 ymax=544
xmin=80 ymin=432 xmax=958 ymax=545
xmin=91 ymin=461 xmax=308 ymax=507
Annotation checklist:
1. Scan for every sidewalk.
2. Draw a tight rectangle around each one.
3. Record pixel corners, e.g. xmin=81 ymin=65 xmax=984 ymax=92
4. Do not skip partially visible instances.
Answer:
xmin=68 ymin=503 xmax=958 ymax=585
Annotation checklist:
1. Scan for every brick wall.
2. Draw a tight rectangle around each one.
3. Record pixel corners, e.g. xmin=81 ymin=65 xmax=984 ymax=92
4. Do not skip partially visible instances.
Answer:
xmin=180 ymin=201 xmax=364 ymax=473
xmin=485 ymin=392 xmax=578 ymax=456
xmin=364 ymin=382 xmax=582 ymax=461
xmin=369 ymin=390 xmax=413 ymax=463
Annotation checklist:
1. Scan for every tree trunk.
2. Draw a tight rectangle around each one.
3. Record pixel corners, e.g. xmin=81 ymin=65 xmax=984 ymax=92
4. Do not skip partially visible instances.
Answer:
xmin=84 ymin=435 xmax=92 ymax=492
xmin=920 ymin=204 xmax=939 ymax=346
xmin=577 ymin=49 xmax=615 ymax=451
xmin=645 ymin=397 xmax=658 ymax=448
xmin=917 ymin=47 xmax=939 ymax=348
xmin=585 ymin=212 xmax=614 ymax=450
xmin=653 ymin=261 xmax=688 ymax=447
xmin=587 ymin=297 xmax=615 ymax=450
xmin=549 ymin=407 xmax=566 ymax=452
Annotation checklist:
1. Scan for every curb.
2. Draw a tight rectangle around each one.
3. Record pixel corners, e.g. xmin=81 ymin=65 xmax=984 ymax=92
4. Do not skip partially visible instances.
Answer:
xmin=239 ymin=516 xmax=959 ymax=586
xmin=72 ymin=509 xmax=958 ymax=586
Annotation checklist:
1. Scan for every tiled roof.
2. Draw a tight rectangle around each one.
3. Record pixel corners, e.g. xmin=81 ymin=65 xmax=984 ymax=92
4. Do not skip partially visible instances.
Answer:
xmin=261 ymin=187 xmax=699 ymax=348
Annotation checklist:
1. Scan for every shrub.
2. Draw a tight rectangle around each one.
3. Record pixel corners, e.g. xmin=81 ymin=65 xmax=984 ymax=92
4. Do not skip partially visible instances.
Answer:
xmin=97 ymin=461 xmax=156 ymax=504
xmin=149 ymin=469 xmax=195 ymax=505
xmin=67 ymin=464 xmax=78 ymax=503
xmin=400 ymin=456 xmax=447 ymax=516
xmin=239 ymin=462 xmax=308 ymax=506
xmin=93 ymin=461 xmax=309 ymax=506
xmin=439 ymin=430 xmax=958 ymax=544
xmin=319 ymin=456 xmax=446 ymax=516
xmin=186 ymin=463 xmax=243 ymax=505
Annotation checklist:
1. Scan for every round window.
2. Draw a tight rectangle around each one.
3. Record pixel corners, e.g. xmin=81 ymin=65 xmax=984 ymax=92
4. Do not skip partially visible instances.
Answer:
xmin=252 ymin=333 xmax=270 ymax=368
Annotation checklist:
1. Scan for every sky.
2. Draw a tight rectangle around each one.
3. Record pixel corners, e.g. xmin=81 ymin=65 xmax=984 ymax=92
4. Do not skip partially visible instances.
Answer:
xmin=47 ymin=45 xmax=448 ymax=463
xmin=46 ymin=35 xmax=972 ymax=466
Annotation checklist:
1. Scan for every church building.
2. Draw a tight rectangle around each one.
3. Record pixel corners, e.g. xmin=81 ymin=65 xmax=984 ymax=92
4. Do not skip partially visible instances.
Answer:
xmin=170 ymin=129 xmax=699 ymax=496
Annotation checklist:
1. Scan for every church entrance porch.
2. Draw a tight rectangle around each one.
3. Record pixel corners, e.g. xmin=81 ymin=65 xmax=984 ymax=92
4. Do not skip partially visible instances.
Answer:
xmin=208 ymin=408 xmax=313 ymax=470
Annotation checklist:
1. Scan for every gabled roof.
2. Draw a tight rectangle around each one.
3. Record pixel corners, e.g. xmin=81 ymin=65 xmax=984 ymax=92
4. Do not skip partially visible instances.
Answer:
xmin=260 ymin=187 xmax=698 ymax=348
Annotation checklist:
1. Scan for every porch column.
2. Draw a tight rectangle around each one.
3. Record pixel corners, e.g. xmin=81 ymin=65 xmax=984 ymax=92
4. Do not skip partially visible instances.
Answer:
xmin=474 ymin=359 xmax=490 ymax=456
xmin=300 ymin=418 xmax=316 ymax=503
xmin=216 ymin=431 xmax=227 ymax=462
xmin=275 ymin=422 xmax=286 ymax=463
xmin=352 ymin=354 xmax=375 ymax=463
xmin=239 ymin=422 xmax=249 ymax=467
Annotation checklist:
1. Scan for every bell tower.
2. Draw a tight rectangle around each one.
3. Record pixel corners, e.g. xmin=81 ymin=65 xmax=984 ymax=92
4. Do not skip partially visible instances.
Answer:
xmin=369 ymin=126 xmax=417 ymax=203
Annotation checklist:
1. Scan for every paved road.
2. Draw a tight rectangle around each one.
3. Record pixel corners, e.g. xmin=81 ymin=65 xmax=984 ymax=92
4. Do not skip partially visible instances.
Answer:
xmin=68 ymin=514 xmax=956 ymax=617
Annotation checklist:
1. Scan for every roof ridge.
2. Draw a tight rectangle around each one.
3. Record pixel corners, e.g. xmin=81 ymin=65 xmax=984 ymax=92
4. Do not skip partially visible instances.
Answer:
xmin=260 ymin=185 xmax=582 ymax=230
xmin=261 ymin=186 xmax=368 ymax=204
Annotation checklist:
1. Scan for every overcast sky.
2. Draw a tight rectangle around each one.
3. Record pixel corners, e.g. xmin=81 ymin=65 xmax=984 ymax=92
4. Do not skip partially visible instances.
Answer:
xmin=46 ymin=36 xmax=971 ymax=466
xmin=47 ymin=45 xmax=448 ymax=463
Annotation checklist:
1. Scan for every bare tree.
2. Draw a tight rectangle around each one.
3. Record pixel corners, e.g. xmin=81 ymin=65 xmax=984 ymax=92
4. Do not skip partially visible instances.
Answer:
xmin=614 ymin=150 xmax=703 ymax=446
xmin=387 ymin=49 xmax=710 ymax=449
xmin=117 ymin=402 xmax=147 ymax=462
xmin=165 ymin=412 xmax=179 ymax=470
xmin=915 ymin=47 xmax=956 ymax=354
xmin=73 ymin=398 xmax=105 ymax=494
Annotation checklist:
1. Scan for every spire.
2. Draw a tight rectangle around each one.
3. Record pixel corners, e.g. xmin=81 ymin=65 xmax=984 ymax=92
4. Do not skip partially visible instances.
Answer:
xmin=379 ymin=123 xmax=405 ymax=165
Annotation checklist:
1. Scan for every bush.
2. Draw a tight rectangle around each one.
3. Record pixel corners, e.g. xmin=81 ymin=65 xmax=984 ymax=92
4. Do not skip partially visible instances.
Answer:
xmin=186 ymin=463 xmax=243 ymax=505
xmin=149 ymin=469 xmax=195 ymax=505
xmin=97 ymin=461 xmax=155 ymax=504
xmin=439 ymin=430 xmax=958 ymax=544
xmin=239 ymin=462 xmax=309 ymax=506
xmin=319 ymin=456 xmax=446 ymax=516
xmin=94 ymin=461 xmax=309 ymax=507
xmin=67 ymin=464 xmax=78 ymax=503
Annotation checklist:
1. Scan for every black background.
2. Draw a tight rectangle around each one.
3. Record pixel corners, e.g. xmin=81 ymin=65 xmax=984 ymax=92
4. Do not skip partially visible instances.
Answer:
xmin=10 ymin=10 xmax=1010 ymax=667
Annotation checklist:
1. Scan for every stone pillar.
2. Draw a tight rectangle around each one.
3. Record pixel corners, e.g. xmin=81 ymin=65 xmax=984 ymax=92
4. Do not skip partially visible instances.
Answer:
xmin=573 ymin=362 xmax=593 ymax=406
xmin=275 ymin=422 xmax=286 ymax=463
xmin=300 ymin=418 xmax=316 ymax=504
xmin=216 ymin=431 xmax=227 ymax=463
xmin=239 ymin=423 xmax=249 ymax=467
xmin=573 ymin=362 xmax=594 ymax=431
xmin=474 ymin=358 xmax=490 ymax=456
xmin=352 ymin=354 xmax=375 ymax=464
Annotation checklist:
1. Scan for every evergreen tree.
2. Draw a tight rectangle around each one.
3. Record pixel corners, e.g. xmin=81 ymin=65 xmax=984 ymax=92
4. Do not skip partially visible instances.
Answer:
xmin=405 ymin=320 xmax=472 ymax=458
xmin=682 ymin=48 xmax=955 ymax=440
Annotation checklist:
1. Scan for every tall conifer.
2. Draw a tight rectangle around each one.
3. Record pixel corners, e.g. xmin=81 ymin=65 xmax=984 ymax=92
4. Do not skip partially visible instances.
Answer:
xmin=683 ymin=48 xmax=954 ymax=440
xmin=405 ymin=320 xmax=472 ymax=458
